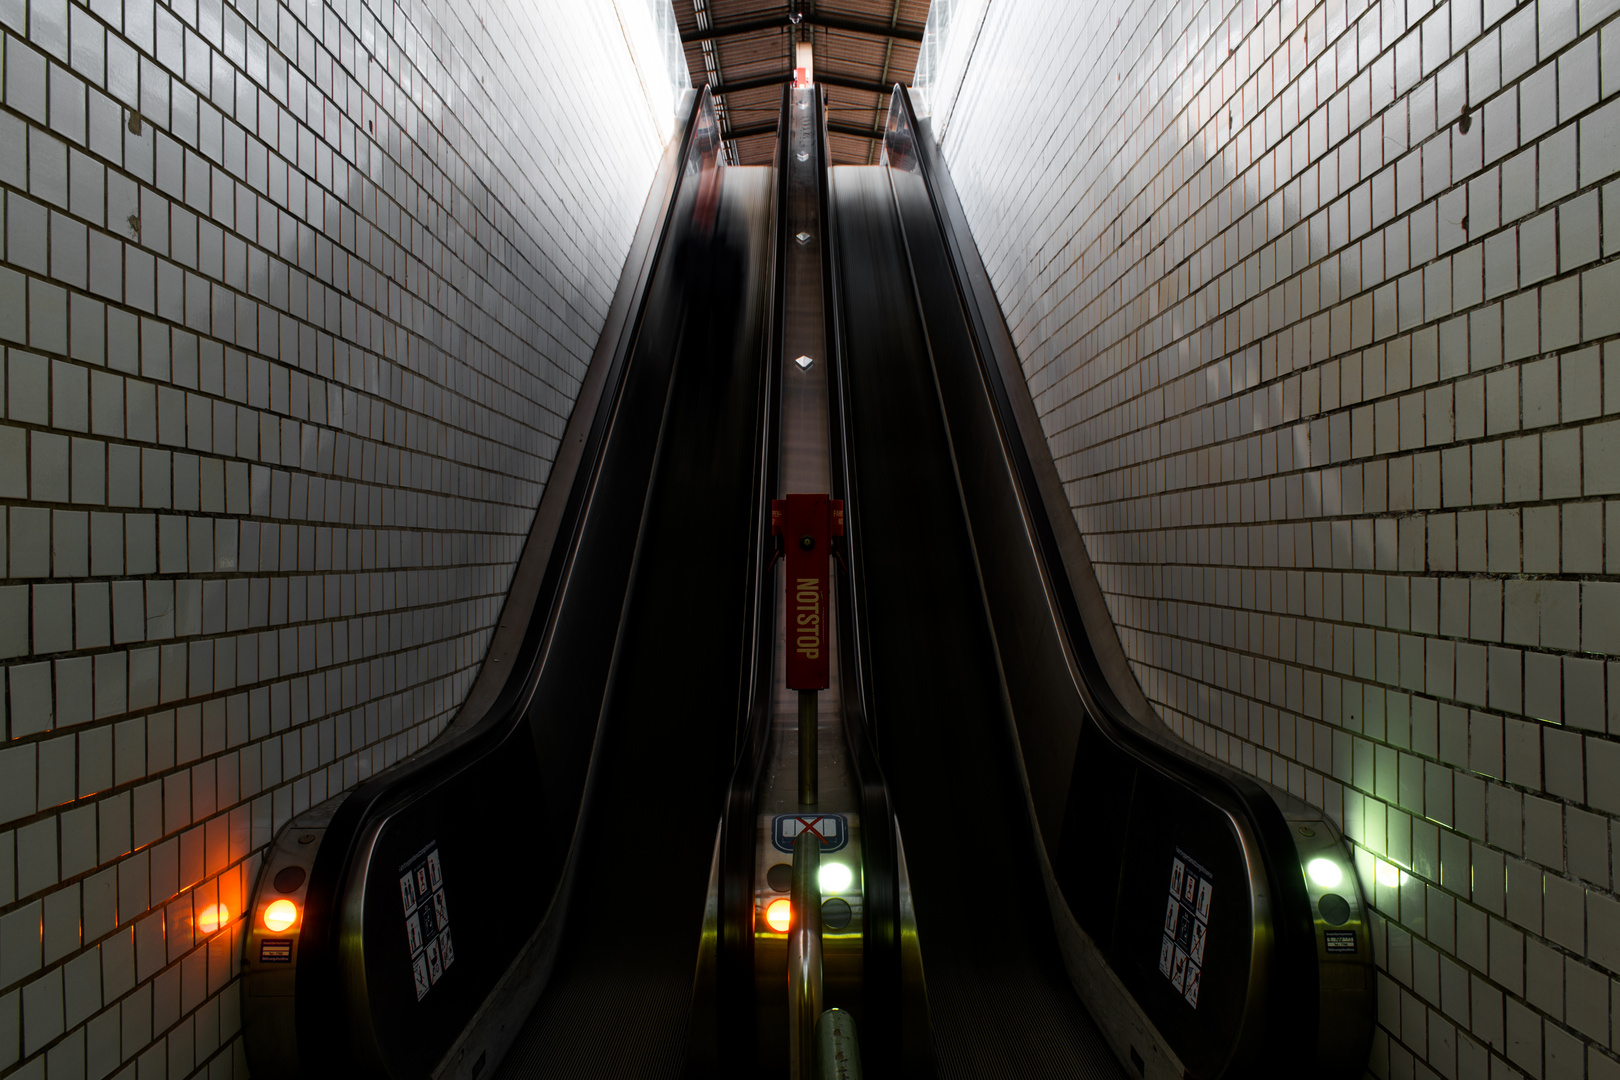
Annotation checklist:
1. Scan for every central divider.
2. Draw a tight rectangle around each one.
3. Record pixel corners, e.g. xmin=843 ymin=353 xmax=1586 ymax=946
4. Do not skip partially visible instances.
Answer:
xmin=757 ymin=84 xmax=860 ymax=1080
xmin=703 ymin=83 xmax=915 ymax=1079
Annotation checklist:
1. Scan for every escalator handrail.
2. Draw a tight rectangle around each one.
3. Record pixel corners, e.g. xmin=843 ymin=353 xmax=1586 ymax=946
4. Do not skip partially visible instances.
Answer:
xmin=816 ymin=93 xmax=907 ymax=1072
xmin=713 ymin=84 xmax=794 ymax=1069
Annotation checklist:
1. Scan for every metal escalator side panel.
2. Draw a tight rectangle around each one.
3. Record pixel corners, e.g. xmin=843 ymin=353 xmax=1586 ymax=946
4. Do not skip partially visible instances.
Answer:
xmin=242 ymin=801 xmax=341 ymax=1078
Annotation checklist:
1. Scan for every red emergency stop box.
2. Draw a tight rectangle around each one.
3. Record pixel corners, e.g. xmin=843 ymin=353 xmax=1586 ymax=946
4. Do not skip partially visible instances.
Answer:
xmin=771 ymin=493 xmax=844 ymax=690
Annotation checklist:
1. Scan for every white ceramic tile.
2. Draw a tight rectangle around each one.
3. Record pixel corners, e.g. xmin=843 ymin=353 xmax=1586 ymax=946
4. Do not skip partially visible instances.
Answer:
xmin=0 ymin=0 xmax=689 ymax=1070
xmin=932 ymin=0 xmax=1620 ymax=1069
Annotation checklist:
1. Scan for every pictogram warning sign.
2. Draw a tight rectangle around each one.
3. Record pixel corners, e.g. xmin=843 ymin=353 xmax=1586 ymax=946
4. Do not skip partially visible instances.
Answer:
xmin=400 ymin=843 xmax=455 ymax=1001
xmin=772 ymin=814 xmax=849 ymax=854
xmin=1157 ymin=847 xmax=1213 ymax=1009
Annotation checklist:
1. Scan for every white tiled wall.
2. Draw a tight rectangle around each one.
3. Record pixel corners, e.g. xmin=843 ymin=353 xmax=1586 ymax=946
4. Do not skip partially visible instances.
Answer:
xmin=934 ymin=0 xmax=1620 ymax=1073
xmin=0 ymin=0 xmax=682 ymax=1072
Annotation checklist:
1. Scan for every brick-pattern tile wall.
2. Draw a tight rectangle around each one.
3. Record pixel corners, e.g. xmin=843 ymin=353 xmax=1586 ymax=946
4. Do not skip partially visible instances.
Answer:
xmin=0 ymin=0 xmax=676 ymax=1072
xmin=936 ymin=0 xmax=1620 ymax=1073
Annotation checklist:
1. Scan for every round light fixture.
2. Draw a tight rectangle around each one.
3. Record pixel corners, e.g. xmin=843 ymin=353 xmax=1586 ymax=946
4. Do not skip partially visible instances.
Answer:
xmin=765 ymin=898 xmax=792 ymax=933
xmin=263 ymin=899 xmax=298 ymax=932
xmin=1305 ymin=857 xmax=1343 ymax=890
xmin=819 ymin=863 xmax=853 ymax=894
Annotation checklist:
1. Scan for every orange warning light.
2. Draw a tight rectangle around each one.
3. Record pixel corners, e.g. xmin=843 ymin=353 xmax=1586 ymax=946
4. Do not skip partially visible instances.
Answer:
xmin=263 ymin=899 xmax=298 ymax=932
xmin=197 ymin=903 xmax=230 ymax=934
xmin=765 ymin=898 xmax=792 ymax=933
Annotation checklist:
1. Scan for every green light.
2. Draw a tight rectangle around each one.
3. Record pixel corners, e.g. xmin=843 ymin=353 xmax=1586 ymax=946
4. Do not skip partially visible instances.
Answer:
xmin=819 ymin=863 xmax=853 ymax=894
xmin=1305 ymin=857 xmax=1343 ymax=890
xmin=1374 ymin=862 xmax=1404 ymax=888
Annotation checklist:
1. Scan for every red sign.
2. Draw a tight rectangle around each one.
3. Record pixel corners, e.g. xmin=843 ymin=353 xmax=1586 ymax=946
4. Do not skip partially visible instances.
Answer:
xmin=771 ymin=494 xmax=844 ymax=690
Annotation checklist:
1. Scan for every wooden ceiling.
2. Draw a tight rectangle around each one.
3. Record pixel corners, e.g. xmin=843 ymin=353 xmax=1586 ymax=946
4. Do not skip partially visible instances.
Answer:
xmin=679 ymin=0 xmax=931 ymax=165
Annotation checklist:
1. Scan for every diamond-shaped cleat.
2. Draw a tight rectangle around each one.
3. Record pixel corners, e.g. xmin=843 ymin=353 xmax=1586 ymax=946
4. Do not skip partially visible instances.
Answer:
xmin=794 ymin=355 xmax=814 ymax=370
xmin=796 ymin=231 xmax=812 ymax=244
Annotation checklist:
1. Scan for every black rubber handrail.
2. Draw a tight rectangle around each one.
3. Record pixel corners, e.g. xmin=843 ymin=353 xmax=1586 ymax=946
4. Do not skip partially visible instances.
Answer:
xmin=713 ymin=84 xmax=793 ymax=1074
xmin=818 ymin=89 xmax=907 ymax=1075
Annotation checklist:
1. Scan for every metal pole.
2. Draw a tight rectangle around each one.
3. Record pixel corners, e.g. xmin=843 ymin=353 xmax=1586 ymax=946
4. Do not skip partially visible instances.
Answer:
xmin=788 ymin=831 xmax=823 ymax=1080
xmin=814 ymin=1009 xmax=864 ymax=1080
xmin=799 ymin=689 xmax=818 ymax=805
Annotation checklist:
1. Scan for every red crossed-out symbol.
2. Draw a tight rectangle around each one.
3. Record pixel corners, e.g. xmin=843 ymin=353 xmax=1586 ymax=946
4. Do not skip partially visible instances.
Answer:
xmin=794 ymin=816 xmax=829 ymax=846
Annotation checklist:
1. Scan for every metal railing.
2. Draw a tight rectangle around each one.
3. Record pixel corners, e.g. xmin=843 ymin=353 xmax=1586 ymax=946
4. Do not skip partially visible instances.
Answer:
xmin=788 ymin=831 xmax=824 ymax=1080
xmin=815 ymin=1010 xmax=864 ymax=1080
xmin=790 ymin=829 xmax=868 ymax=1080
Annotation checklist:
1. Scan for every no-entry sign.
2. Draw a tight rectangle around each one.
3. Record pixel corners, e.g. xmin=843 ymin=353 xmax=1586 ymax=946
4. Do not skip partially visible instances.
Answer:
xmin=771 ymin=493 xmax=843 ymax=690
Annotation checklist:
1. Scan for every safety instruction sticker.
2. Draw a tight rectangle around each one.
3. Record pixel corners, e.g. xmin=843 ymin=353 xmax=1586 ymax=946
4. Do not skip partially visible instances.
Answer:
xmin=400 ymin=844 xmax=455 ymax=1001
xmin=772 ymin=814 xmax=849 ymax=854
xmin=1157 ymin=848 xmax=1212 ymax=1009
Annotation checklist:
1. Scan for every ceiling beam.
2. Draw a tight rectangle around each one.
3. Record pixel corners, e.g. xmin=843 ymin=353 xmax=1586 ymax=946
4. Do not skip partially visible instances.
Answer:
xmin=719 ymin=120 xmax=885 ymax=143
xmin=708 ymin=72 xmax=797 ymax=96
xmin=707 ymin=71 xmax=897 ymax=97
xmin=683 ymin=12 xmax=924 ymax=44
xmin=827 ymin=122 xmax=882 ymax=140
xmin=725 ymin=122 xmax=781 ymax=140
xmin=817 ymin=73 xmax=898 ymax=95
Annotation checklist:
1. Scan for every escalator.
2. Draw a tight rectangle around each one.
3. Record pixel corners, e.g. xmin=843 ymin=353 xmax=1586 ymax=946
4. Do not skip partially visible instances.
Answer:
xmin=486 ymin=134 xmax=773 ymax=1080
xmin=831 ymin=160 xmax=1128 ymax=1080
xmin=820 ymin=92 xmax=1376 ymax=1079
xmin=239 ymin=85 xmax=1375 ymax=1080
xmin=239 ymin=90 xmax=781 ymax=1080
